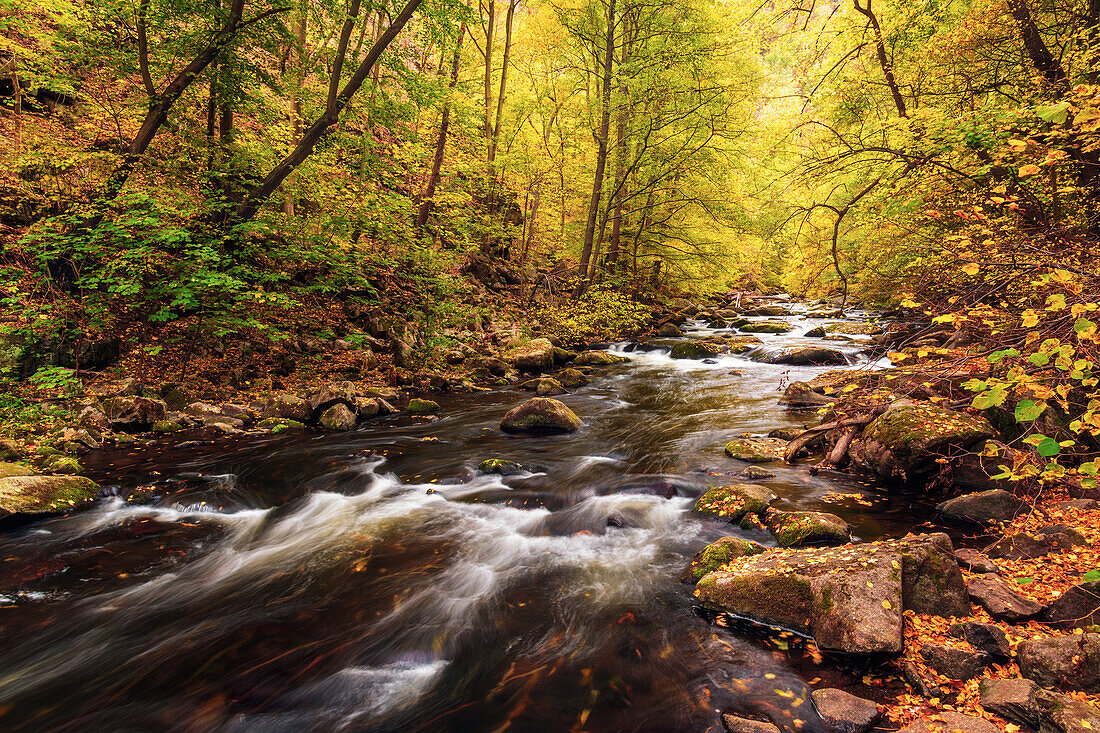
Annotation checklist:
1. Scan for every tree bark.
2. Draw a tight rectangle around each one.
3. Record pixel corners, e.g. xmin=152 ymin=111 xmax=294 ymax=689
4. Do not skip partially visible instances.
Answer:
xmin=607 ymin=11 xmax=631 ymax=275
xmin=577 ymin=0 xmax=616 ymax=286
xmin=487 ymin=0 xmax=516 ymax=172
xmin=283 ymin=8 xmax=307 ymax=216
xmin=1006 ymin=0 xmax=1067 ymax=86
xmin=232 ymin=0 xmax=425 ymax=222
xmin=853 ymin=0 xmax=907 ymax=118
xmin=416 ymin=22 xmax=466 ymax=229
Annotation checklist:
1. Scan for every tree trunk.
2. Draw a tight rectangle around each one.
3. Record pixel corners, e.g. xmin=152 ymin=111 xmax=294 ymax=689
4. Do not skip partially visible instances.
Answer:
xmin=607 ymin=12 xmax=631 ymax=275
xmin=283 ymin=8 xmax=306 ymax=216
xmin=577 ymin=0 xmax=616 ymax=286
xmin=487 ymin=0 xmax=516 ymax=173
xmin=482 ymin=0 xmax=495 ymax=144
xmin=232 ymin=0 xmax=424 ymax=222
xmin=1006 ymin=0 xmax=1067 ymax=86
xmin=416 ymin=22 xmax=466 ymax=229
xmin=853 ymin=0 xmax=907 ymax=118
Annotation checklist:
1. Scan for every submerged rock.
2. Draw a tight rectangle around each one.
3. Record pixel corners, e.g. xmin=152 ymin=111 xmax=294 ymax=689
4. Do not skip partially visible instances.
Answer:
xmin=0 ymin=475 xmax=99 ymax=515
xmin=849 ymin=400 xmax=994 ymax=479
xmin=500 ymin=397 xmax=583 ymax=434
xmin=692 ymin=533 xmax=968 ymax=655
xmin=724 ymin=438 xmax=786 ymax=463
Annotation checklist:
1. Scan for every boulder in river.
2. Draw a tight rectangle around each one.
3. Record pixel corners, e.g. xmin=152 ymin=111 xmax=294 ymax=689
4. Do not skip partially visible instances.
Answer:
xmin=556 ymin=368 xmax=589 ymax=388
xmin=936 ymin=489 xmax=1026 ymax=524
xmin=756 ymin=347 xmax=848 ymax=366
xmin=724 ymin=437 xmax=786 ymax=462
xmin=810 ymin=688 xmax=881 ymax=733
xmin=0 ymin=475 xmax=99 ymax=516
xmin=692 ymin=484 xmax=777 ymax=523
xmin=103 ymin=395 xmax=168 ymax=431
xmin=670 ymin=341 xmax=723 ymax=359
xmin=804 ymin=326 xmax=826 ymax=338
xmin=657 ymin=323 xmax=683 ymax=337
xmin=744 ymin=304 xmax=791 ymax=317
xmin=826 ymin=322 xmax=884 ymax=336
xmin=738 ymin=320 xmax=794 ymax=334
xmin=692 ymin=533 xmax=968 ymax=655
xmin=848 ymin=400 xmax=994 ymax=480
xmin=680 ymin=536 xmax=766 ymax=583
xmin=477 ymin=458 xmax=530 ymax=476
xmin=500 ymin=397 xmax=583 ymax=434
xmin=723 ymin=334 xmax=765 ymax=353
xmin=319 ymin=404 xmax=357 ymax=430
xmin=507 ymin=338 xmax=555 ymax=372
xmin=535 ymin=378 xmax=567 ymax=396
xmin=763 ymin=509 xmax=851 ymax=547
xmin=407 ymin=398 xmax=440 ymax=414
xmin=574 ymin=350 xmax=629 ymax=366
xmin=779 ymin=382 xmax=832 ymax=407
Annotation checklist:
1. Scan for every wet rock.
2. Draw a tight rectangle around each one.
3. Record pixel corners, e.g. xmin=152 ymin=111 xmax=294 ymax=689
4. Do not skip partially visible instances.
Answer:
xmin=745 ymin=304 xmax=791 ymax=317
xmin=764 ymin=509 xmax=851 ymax=547
xmin=507 ymin=338 xmax=555 ymax=372
xmin=980 ymin=676 xmax=1100 ymax=733
xmin=263 ymin=394 xmax=311 ymax=422
xmin=920 ymin=643 xmax=990 ymax=680
xmin=536 ymin=378 xmax=567 ymax=396
xmin=407 ymin=398 xmax=440 ymax=414
xmin=681 ymin=537 xmax=766 ymax=583
xmin=557 ymin=368 xmax=589 ymax=388
xmin=967 ymin=574 xmax=1044 ymax=621
xmin=151 ymin=419 xmax=184 ymax=433
xmin=1042 ymin=580 xmax=1100 ymax=629
xmin=724 ymin=437 xmax=786 ymax=463
xmin=500 ymin=397 xmax=583 ymax=434
xmin=0 ymin=462 xmax=34 ymax=478
xmin=670 ymin=341 xmax=724 ymax=359
xmin=826 ymin=322 xmax=884 ymax=336
xmin=477 ymin=459 xmax=530 ymax=476
xmin=954 ymin=548 xmax=1000 ymax=574
xmin=103 ymin=395 xmax=168 ymax=431
xmin=39 ymin=455 xmax=81 ymax=475
xmin=310 ymin=381 xmax=357 ymax=411
xmin=1018 ymin=633 xmax=1100 ymax=692
xmin=810 ymin=688 xmax=881 ymax=733
xmin=739 ymin=320 xmax=794 ymax=334
xmin=86 ymin=377 xmax=141 ymax=398
xmin=903 ymin=660 xmax=945 ymax=700
xmin=318 ymin=404 xmax=357 ymax=431
xmin=848 ymin=400 xmax=994 ymax=480
xmin=897 ymin=712 xmax=997 ymax=733
xmin=552 ymin=347 xmax=576 ymax=365
xmin=0 ymin=475 xmax=98 ymax=515
xmin=693 ymin=534 xmax=966 ymax=655
xmin=936 ymin=489 xmax=1026 ymax=524
xmin=804 ymin=326 xmax=826 ymax=337
xmin=1057 ymin=498 xmax=1099 ymax=510
xmin=721 ymin=714 xmax=780 ymax=733
xmin=693 ymin=484 xmax=778 ymax=523
xmin=255 ymin=418 xmax=306 ymax=432
xmin=736 ymin=466 xmax=776 ymax=479
xmin=779 ymin=382 xmax=832 ymax=407
xmin=949 ymin=622 xmax=1011 ymax=659
xmin=985 ymin=525 xmax=1086 ymax=560
xmin=657 ymin=323 xmax=683 ymax=337
xmin=574 ymin=350 xmax=629 ymax=366
xmin=757 ymin=347 xmax=848 ymax=366
xmin=724 ymin=334 xmax=765 ymax=353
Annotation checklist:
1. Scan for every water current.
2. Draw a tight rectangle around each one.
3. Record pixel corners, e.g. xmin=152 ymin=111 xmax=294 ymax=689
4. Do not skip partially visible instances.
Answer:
xmin=0 ymin=305 xmax=939 ymax=732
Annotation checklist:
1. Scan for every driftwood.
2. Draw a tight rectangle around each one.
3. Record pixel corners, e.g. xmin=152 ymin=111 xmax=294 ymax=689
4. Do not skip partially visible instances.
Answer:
xmin=783 ymin=406 xmax=888 ymax=464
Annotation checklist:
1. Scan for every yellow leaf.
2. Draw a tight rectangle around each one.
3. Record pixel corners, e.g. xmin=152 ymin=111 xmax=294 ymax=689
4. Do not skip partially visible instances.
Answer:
xmin=1022 ymin=309 xmax=1040 ymax=327
xmin=1019 ymin=164 xmax=1041 ymax=176
xmin=962 ymin=262 xmax=980 ymax=276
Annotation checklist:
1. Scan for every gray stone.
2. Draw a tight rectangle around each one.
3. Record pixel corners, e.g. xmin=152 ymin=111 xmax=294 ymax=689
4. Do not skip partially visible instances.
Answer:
xmin=954 ymin=548 xmax=1000 ymax=575
xmin=949 ymin=622 xmax=1011 ymax=659
xmin=264 ymin=394 xmax=311 ymax=422
xmin=919 ymin=643 xmax=990 ymax=680
xmin=936 ymin=489 xmax=1025 ymax=524
xmin=985 ymin=525 xmax=1086 ymax=560
xmin=721 ymin=714 xmax=780 ymax=733
xmin=967 ymin=574 xmax=1044 ymax=621
xmin=896 ymin=712 xmax=998 ymax=733
xmin=1017 ymin=633 xmax=1100 ymax=692
xmin=318 ymin=404 xmax=357 ymax=431
xmin=1042 ymin=581 xmax=1100 ymax=629
xmin=500 ymin=398 xmax=583 ymax=434
xmin=810 ymin=688 xmax=881 ymax=732
xmin=981 ymin=676 xmax=1100 ymax=733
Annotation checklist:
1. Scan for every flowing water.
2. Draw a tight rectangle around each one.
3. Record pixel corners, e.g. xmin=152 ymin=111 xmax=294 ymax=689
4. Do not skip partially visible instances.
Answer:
xmin=0 ymin=306 xmax=936 ymax=732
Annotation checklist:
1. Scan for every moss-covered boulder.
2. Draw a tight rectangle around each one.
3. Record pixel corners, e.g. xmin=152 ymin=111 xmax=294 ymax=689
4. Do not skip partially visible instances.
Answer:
xmin=670 ymin=341 xmax=724 ymax=359
xmin=256 ymin=417 xmax=306 ymax=432
xmin=477 ymin=458 xmax=530 ymax=476
xmin=826 ymin=322 xmax=884 ymax=336
xmin=779 ymin=382 xmax=831 ymax=407
xmin=723 ymin=335 xmax=764 ymax=353
xmin=757 ymin=347 xmax=848 ymax=366
xmin=500 ymin=397 xmax=584 ymax=434
xmin=319 ymin=403 xmax=357 ymax=430
xmin=0 ymin=462 xmax=34 ymax=478
xmin=693 ymin=533 xmax=967 ymax=655
xmin=739 ymin=320 xmax=794 ymax=334
xmin=407 ymin=398 xmax=440 ymax=414
xmin=0 ymin=475 xmax=99 ymax=515
xmin=507 ymin=338 xmax=555 ymax=372
xmin=574 ymin=350 xmax=630 ymax=366
xmin=151 ymin=420 xmax=184 ymax=433
xmin=680 ymin=537 xmax=765 ymax=583
xmin=536 ymin=378 xmax=567 ymax=396
xmin=557 ymin=368 xmax=589 ymax=388
xmin=764 ymin=509 xmax=851 ymax=547
xmin=724 ymin=437 xmax=786 ymax=462
xmin=849 ymin=400 xmax=995 ymax=480
xmin=692 ymin=484 xmax=778 ymax=523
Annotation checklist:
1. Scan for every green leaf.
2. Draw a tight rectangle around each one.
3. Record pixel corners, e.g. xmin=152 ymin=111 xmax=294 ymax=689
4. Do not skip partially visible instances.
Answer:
xmin=1036 ymin=437 xmax=1061 ymax=457
xmin=1085 ymin=569 xmax=1100 ymax=583
xmin=973 ymin=385 xmax=1008 ymax=409
xmin=1036 ymin=101 xmax=1071 ymax=124
xmin=1014 ymin=400 xmax=1047 ymax=422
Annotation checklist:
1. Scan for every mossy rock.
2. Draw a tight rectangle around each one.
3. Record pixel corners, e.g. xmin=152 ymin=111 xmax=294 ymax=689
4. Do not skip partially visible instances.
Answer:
xmin=557 ymin=368 xmax=589 ymax=388
xmin=764 ymin=509 xmax=851 ymax=547
xmin=256 ymin=417 xmax=306 ymax=432
xmin=40 ymin=455 xmax=82 ymax=475
xmin=724 ymin=437 xmax=786 ymax=463
xmin=0 ymin=475 xmax=99 ymax=514
xmin=681 ymin=537 xmax=766 ymax=583
xmin=477 ymin=458 xmax=529 ymax=476
xmin=723 ymin=335 xmax=764 ymax=354
xmin=693 ymin=484 xmax=778 ymax=523
xmin=574 ymin=351 xmax=629 ymax=366
xmin=500 ymin=397 xmax=584 ymax=434
xmin=670 ymin=341 xmax=724 ymax=359
xmin=536 ymin=378 xmax=567 ymax=396
xmin=151 ymin=420 xmax=184 ymax=433
xmin=407 ymin=398 xmax=441 ymax=414
xmin=0 ymin=462 xmax=35 ymax=478
xmin=825 ymin=322 xmax=883 ymax=336
xmin=739 ymin=320 xmax=794 ymax=334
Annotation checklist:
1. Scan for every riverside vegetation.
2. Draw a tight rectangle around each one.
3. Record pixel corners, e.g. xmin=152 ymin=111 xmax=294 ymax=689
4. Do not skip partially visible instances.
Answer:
xmin=4 ymin=0 xmax=1100 ymax=730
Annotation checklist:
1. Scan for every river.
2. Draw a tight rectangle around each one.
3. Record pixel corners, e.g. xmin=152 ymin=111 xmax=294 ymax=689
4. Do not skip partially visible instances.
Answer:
xmin=0 ymin=306 xmax=934 ymax=732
